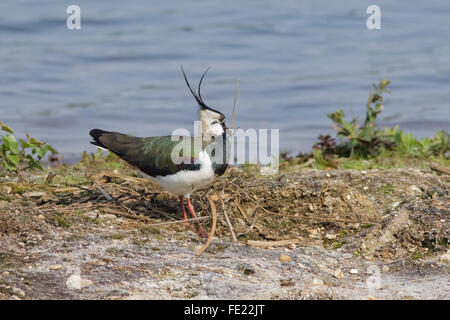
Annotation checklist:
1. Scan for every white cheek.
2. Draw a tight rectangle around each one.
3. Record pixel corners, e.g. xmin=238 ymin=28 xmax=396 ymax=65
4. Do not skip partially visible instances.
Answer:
xmin=205 ymin=124 xmax=223 ymax=136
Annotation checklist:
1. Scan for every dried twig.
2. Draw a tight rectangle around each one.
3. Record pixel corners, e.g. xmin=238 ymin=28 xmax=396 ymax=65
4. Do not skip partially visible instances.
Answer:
xmin=429 ymin=162 xmax=450 ymax=175
xmin=97 ymin=186 xmax=113 ymax=201
xmin=231 ymin=78 xmax=240 ymax=135
xmin=196 ymin=194 xmax=218 ymax=256
xmin=147 ymin=216 xmax=208 ymax=227
xmin=221 ymin=199 xmax=237 ymax=242
xmin=247 ymin=239 xmax=300 ymax=247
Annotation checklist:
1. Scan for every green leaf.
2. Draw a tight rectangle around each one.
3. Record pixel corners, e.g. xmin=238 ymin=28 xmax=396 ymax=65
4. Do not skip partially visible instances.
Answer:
xmin=0 ymin=122 xmax=14 ymax=134
xmin=2 ymin=134 xmax=19 ymax=154
xmin=6 ymin=153 xmax=19 ymax=165
xmin=28 ymin=137 xmax=43 ymax=147
xmin=19 ymin=139 xmax=32 ymax=149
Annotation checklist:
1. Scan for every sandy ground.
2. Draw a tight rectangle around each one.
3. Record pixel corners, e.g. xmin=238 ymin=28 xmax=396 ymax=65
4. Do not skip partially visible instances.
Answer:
xmin=0 ymin=168 xmax=449 ymax=299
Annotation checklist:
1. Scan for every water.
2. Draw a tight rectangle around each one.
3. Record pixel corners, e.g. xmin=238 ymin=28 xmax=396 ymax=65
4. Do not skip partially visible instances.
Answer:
xmin=1 ymin=0 xmax=449 ymax=161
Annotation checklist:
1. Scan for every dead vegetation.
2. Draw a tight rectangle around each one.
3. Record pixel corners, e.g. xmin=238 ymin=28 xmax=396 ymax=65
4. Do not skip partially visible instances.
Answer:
xmin=1 ymin=157 xmax=448 ymax=265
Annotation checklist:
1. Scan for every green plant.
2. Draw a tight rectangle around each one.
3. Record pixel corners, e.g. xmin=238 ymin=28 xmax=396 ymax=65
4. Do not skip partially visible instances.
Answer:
xmin=325 ymin=78 xmax=394 ymax=157
xmin=0 ymin=121 xmax=56 ymax=172
xmin=314 ymin=78 xmax=449 ymax=160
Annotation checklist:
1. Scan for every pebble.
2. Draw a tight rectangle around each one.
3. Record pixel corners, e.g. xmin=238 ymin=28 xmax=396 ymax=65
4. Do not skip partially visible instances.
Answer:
xmin=83 ymin=211 xmax=99 ymax=219
xmin=0 ymin=200 xmax=9 ymax=209
xmin=66 ymin=274 xmax=93 ymax=290
xmin=38 ymin=214 xmax=45 ymax=220
xmin=392 ymin=201 xmax=400 ymax=208
xmin=440 ymin=252 xmax=450 ymax=264
xmin=325 ymin=233 xmax=336 ymax=240
xmin=410 ymin=185 xmax=421 ymax=193
xmin=24 ymin=191 xmax=46 ymax=198
xmin=279 ymin=254 xmax=291 ymax=263
xmin=312 ymin=278 xmax=324 ymax=286
xmin=333 ymin=269 xmax=344 ymax=280
xmin=381 ymin=265 xmax=390 ymax=273
xmin=350 ymin=269 xmax=359 ymax=274
xmin=49 ymin=264 xmax=63 ymax=271
xmin=10 ymin=287 xmax=25 ymax=298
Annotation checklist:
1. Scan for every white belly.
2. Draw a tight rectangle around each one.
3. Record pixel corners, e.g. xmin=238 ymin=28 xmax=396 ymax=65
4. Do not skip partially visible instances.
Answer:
xmin=140 ymin=150 xmax=215 ymax=197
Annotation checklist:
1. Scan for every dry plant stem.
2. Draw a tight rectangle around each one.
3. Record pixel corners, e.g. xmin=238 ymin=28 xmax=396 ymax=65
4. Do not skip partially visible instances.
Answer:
xmin=231 ymin=78 xmax=240 ymax=135
xmin=227 ymin=78 xmax=240 ymax=168
xmin=97 ymin=186 xmax=113 ymax=201
xmin=429 ymin=162 xmax=450 ymax=175
xmin=147 ymin=216 xmax=209 ymax=227
xmin=247 ymin=239 xmax=300 ymax=247
xmin=222 ymin=199 xmax=237 ymax=242
xmin=196 ymin=194 xmax=218 ymax=256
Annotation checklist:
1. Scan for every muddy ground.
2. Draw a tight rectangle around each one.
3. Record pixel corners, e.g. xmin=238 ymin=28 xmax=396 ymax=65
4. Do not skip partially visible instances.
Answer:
xmin=0 ymin=166 xmax=449 ymax=300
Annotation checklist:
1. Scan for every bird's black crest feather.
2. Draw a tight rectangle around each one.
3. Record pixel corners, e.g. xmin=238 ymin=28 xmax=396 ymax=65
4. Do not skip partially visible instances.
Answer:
xmin=180 ymin=65 xmax=224 ymax=117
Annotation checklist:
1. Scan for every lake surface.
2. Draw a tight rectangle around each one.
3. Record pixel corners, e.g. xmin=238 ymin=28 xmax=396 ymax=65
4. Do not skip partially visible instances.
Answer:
xmin=1 ymin=0 xmax=449 ymax=161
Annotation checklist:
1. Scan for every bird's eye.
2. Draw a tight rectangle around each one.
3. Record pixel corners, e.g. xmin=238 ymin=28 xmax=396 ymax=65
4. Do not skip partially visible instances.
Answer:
xmin=211 ymin=120 xmax=219 ymax=124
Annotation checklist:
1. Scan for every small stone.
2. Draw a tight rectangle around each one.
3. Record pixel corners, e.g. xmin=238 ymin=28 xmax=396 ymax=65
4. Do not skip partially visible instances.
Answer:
xmin=333 ymin=269 xmax=344 ymax=280
xmin=279 ymin=254 xmax=291 ymax=263
xmin=102 ymin=214 xmax=117 ymax=220
xmin=10 ymin=287 xmax=25 ymax=298
xmin=343 ymin=253 xmax=352 ymax=259
xmin=24 ymin=191 xmax=46 ymax=198
xmin=1 ymin=271 xmax=10 ymax=276
xmin=312 ymin=278 xmax=324 ymax=286
xmin=0 ymin=200 xmax=9 ymax=209
xmin=325 ymin=233 xmax=336 ymax=240
xmin=350 ymin=269 xmax=359 ymax=274
xmin=83 ymin=211 xmax=98 ymax=219
xmin=440 ymin=252 xmax=450 ymax=264
xmin=308 ymin=203 xmax=314 ymax=212
xmin=66 ymin=274 xmax=93 ymax=290
xmin=381 ymin=265 xmax=389 ymax=273
xmin=323 ymin=196 xmax=334 ymax=208
xmin=38 ymin=214 xmax=45 ymax=220
xmin=410 ymin=185 xmax=421 ymax=193
xmin=280 ymin=279 xmax=295 ymax=287
xmin=392 ymin=201 xmax=400 ymax=208
xmin=286 ymin=242 xmax=296 ymax=250
xmin=408 ymin=248 xmax=416 ymax=253
xmin=49 ymin=264 xmax=63 ymax=271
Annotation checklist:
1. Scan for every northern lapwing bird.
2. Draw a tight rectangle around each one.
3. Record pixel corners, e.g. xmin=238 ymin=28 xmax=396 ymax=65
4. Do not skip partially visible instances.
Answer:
xmin=89 ymin=67 xmax=229 ymax=238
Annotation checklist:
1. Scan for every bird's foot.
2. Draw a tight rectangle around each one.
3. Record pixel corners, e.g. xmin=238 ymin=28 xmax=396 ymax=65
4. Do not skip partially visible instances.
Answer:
xmin=180 ymin=196 xmax=208 ymax=239
xmin=186 ymin=197 xmax=209 ymax=239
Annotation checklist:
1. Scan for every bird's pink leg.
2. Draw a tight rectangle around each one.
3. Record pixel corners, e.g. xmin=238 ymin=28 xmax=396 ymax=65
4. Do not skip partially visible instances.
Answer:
xmin=186 ymin=197 xmax=209 ymax=239
xmin=179 ymin=196 xmax=201 ymax=235
xmin=179 ymin=196 xmax=187 ymax=221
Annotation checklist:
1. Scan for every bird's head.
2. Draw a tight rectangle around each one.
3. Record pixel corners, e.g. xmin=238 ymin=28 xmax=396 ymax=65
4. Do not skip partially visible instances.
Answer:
xmin=181 ymin=66 xmax=227 ymax=138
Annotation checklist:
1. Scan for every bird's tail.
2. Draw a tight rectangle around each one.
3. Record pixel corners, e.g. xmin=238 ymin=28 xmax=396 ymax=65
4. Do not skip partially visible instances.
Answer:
xmin=89 ymin=129 xmax=111 ymax=149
